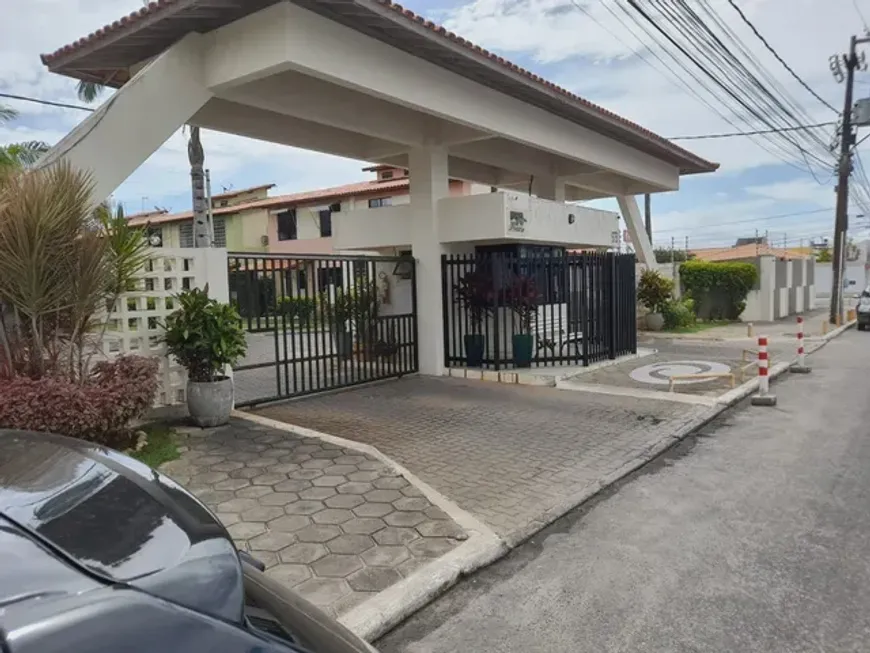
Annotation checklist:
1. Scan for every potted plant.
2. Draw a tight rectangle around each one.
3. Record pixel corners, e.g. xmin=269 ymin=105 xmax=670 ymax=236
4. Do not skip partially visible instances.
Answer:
xmin=637 ymin=269 xmax=674 ymax=331
xmin=453 ymin=268 xmax=494 ymax=368
xmin=326 ymin=288 xmax=355 ymax=359
xmin=508 ymin=274 xmax=539 ymax=368
xmin=163 ymin=287 xmax=247 ymax=427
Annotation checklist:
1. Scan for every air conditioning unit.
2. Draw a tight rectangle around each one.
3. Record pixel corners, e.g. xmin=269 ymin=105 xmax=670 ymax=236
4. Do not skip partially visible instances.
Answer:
xmin=260 ymin=235 xmax=269 ymax=246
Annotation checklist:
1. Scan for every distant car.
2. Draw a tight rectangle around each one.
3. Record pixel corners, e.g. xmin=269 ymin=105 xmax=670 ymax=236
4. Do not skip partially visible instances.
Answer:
xmin=0 ymin=430 xmax=375 ymax=653
xmin=858 ymin=287 xmax=870 ymax=331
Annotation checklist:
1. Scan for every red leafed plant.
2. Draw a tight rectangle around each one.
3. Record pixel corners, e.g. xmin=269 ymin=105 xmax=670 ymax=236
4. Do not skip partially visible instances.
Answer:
xmin=0 ymin=356 xmax=159 ymax=448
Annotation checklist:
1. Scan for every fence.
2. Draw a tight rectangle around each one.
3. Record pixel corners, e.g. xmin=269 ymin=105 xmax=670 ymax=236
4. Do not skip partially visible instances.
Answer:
xmin=228 ymin=253 xmax=418 ymax=406
xmin=442 ymin=251 xmax=636 ymax=370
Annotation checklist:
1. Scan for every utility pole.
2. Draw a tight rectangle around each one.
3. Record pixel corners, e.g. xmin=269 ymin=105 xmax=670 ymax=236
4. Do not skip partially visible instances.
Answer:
xmin=830 ymin=35 xmax=868 ymax=323
xmin=644 ymin=193 xmax=652 ymax=241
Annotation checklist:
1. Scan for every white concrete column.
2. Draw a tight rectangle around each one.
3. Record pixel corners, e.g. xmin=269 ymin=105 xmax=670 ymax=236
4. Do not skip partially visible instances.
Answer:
xmin=409 ymin=146 xmax=450 ymax=375
xmin=617 ymin=195 xmax=654 ymax=266
xmin=532 ymin=177 xmax=566 ymax=202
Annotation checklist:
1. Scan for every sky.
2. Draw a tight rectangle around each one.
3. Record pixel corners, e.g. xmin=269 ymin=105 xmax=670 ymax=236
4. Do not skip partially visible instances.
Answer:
xmin=2 ymin=0 xmax=870 ymax=250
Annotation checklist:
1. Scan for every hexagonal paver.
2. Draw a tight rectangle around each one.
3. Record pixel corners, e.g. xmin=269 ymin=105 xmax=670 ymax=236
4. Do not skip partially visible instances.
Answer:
xmin=243 ymin=506 xmax=286 ymax=522
xmin=296 ymin=524 xmax=342 ymax=543
xmin=194 ymin=454 xmax=226 ymax=466
xmin=254 ymin=550 xmax=279 ymax=569
xmin=384 ymin=511 xmax=427 ymax=528
xmin=352 ymin=503 xmax=394 ymax=518
xmin=424 ymin=506 xmax=451 ymax=521
xmin=274 ymin=479 xmax=313 ymax=493
xmin=293 ymin=578 xmax=351 ymax=608
xmin=312 ymin=508 xmax=354 ymax=525
xmin=213 ymin=478 xmax=251 ymax=492
xmin=301 ymin=458 xmax=333 ymax=470
xmin=230 ymin=467 xmax=260 ymax=479
xmin=287 ymin=469 xmax=324 ymax=481
xmin=364 ymin=489 xmax=403 ymax=503
xmin=373 ymin=527 xmax=420 ymax=546
xmin=195 ymin=489 xmax=236 ymax=505
xmin=217 ymin=498 xmax=260 ymax=513
xmin=211 ymin=460 xmax=245 ymax=473
xmin=312 ymin=475 xmax=345 ymax=488
xmin=342 ymin=517 xmax=387 ymax=535
xmin=326 ymin=534 xmax=375 ymax=555
xmin=416 ymin=520 xmax=466 ymax=539
xmin=299 ymin=487 xmax=336 ymax=501
xmin=347 ymin=471 xmax=380 ymax=483
xmin=217 ymin=512 xmax=240 ymax=527
xmin=269 ymin=563 xmax=311 ymax=587
xmin=408 ymin=537 xmax=456 ymax=558
xmin=323 ymin=464 xmax=357 ymax=476
xmin=259 ymin=492 xmax=299 ymax=507
xmin=284 ymin=500 xmax=326 ymax=515
xmin=244 ymin=457 xmax=279 ymax=469
xmin=267 ymin=462 xmax=301 ymax=474
xmin=334 ymin=455 xmax=367 ymax=465
xmin=227 ymin=522 xmax=266 ymax=540
xmin=309 ymin=449 xmax=343 ymax=460
xmin=373 ymin=476 xmax=408 ymax=490
xmin=191 ymin=471 xmax=229 ymax=485
xmin=397 ymin=556 xmax=428 ymax=578
xmin=294 ymin=444 xmax=323 ymax=454
xmin=249 ymin=531 xmax=297 ymax=552
xmin=311 ymin=554 xmax=364 ymax=578
xmin=400 ymin=485 xmax=425 ymax=498
xmin=254 ymin=433 xmax=285 ymax=444
xmin=337 ymin=482 xmax=374 ymax=495
xmin=252 ymin=473 xmax=287 ymax=486
xmin=358 ymin=460 xmax=389 ymax=472
xmin=332 ymin=590 xmax=375 ymax=616
xmin=360 ymin=545 xmax=411 ymax=567
xmin=279 ymin=542 xmax=328 ymax=564
xmin=268 ymin=515 xmax=313 ymax=532
xmin=347 ymin=567 xmax=402 ymax=592
xmin=278 ymin=453 xmax=312 ymax=464
xmin=235 ymin=486 xmax=274 ymax=499
xmin=392 ymin=497 xmax=430 ymax=512
xmin=325 ymin=494 xmax=365 ymax=509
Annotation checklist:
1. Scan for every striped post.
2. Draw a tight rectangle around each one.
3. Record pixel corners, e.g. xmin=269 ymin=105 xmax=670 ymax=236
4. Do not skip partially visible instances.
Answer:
xmin=751 ymin=335 xmax=777 ymax=406
xmin=790 ymin=316 xmax=812 ymax=373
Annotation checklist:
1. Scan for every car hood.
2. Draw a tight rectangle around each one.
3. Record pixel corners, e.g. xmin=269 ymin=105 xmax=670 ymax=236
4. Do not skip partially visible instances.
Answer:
xmin=0 ymin=430 xmax=244 ymax=624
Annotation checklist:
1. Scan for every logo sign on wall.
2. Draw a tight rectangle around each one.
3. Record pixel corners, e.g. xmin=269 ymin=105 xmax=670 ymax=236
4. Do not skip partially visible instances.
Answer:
xmin=629 ymin=360 xmax=730 ymax=385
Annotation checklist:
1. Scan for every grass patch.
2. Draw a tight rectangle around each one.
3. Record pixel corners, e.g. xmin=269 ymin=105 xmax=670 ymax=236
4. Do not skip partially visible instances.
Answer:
xmin=664 ymin=320 xmax=735 ymax=334
xmin=131 ymin=423 xmax=180 ymax=469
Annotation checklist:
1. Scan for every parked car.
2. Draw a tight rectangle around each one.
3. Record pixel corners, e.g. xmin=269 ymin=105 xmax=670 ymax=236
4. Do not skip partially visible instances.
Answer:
xmin=0 ymin=429 xmax=375 ymax=653
xmin=859 ymin=287 xmax=870 ymax=331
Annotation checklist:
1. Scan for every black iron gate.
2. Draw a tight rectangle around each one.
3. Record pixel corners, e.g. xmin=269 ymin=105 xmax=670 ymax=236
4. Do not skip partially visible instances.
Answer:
xmin=442 ymin=251 xmax=636 ymax=370
xmin=229 ymin=253 xmax=418 ymax=407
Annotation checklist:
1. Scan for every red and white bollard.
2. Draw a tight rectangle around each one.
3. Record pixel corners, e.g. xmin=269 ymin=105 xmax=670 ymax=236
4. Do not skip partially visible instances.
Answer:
xmin=790 ymin=316 xmax=812 ymax=374
xmin=750 ymin=335 xmax=777 ymax=406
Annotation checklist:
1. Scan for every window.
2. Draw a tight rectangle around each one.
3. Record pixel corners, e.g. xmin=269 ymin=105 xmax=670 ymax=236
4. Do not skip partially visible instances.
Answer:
xmin=212 ymin=216 xmax=227 ymax=247
xmin=277 ymin=210 xmax=297 ymax=241
xmin=381 ymin=171 xmax=394 ymax=180
xmin=317 ymin=267 xmax=343 ymax=289
xmin=179 ymin=220 xmax=193 ymax=248
xmin=297 ymin=269 xmax=307 ymax=292
xmin=146 ymin=226 xmax=163 ymax=247
xmin=318 ymin=209 xmax=332 ymax=238
xmin=368 ymin=197 xmax=392 ymax=208
xmin=329 ymin=202 xmax=341 ymax=213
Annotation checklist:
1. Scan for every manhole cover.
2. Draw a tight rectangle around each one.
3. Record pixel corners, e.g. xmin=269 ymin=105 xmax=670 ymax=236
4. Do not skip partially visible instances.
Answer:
xmin=630 ymin=360 xmax=731 ymax=385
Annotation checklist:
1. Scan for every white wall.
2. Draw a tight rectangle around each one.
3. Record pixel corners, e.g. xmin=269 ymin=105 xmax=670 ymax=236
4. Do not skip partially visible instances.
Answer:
xmin=332 ymin=205 xmax=411 ymax=250
xmin=815 ymin=262 xmax=867 ymax=298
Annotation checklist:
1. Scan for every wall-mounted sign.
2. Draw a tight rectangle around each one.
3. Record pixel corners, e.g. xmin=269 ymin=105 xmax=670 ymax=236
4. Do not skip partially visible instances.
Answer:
xmin=508 ymin=211 xmax=527 ymax=233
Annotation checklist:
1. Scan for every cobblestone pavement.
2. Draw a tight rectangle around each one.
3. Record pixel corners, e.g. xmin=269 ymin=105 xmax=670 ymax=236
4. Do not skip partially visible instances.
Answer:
xmin=253 ymin=377 xmax=709 ymax=539
xmin=160 ymin=418 xmax=466 ymax=618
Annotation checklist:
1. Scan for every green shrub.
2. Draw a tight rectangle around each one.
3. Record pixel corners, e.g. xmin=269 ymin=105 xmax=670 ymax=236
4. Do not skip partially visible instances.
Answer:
xmin=662 ymin=298 xmax=696 ymax=330
xmin=637 ymin=269 xmax=674 ymax=313
xmin=278 ymin=296 xmax=318 ymax=324
xmin=679 ymin=261 xmax=757 ymax=320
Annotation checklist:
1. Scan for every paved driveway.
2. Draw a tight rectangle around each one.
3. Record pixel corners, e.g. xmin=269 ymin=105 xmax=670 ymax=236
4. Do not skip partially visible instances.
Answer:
xmin=253 ymin=377 xmax=708 ymax=540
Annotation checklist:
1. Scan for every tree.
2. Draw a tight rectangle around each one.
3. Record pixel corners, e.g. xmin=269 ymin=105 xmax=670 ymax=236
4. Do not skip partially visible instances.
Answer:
xmin=817 ymin=248 xmax=833 ymax=263
xmin=77 ymin=79 xmax=211 ymax=248
xmin=654 ymin=248 xmax=693 ymax=264
xmin=0 ymin=104 xmax=50 ymax=170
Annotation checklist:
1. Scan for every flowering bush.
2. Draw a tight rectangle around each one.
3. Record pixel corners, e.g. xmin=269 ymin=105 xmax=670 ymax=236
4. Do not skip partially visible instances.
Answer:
xmin=0 ymin=355 xmax=159 ymax=448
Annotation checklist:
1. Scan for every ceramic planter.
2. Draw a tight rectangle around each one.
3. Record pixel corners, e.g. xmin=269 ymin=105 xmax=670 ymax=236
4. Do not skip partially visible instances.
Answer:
xmin=512 ymin=333 xmax=534 ymax=368
xmin=464 ymin=333 xmax=486 ymax=367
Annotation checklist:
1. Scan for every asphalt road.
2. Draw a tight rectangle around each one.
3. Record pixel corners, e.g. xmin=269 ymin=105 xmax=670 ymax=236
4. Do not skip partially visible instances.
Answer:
xmin=377 ymin=329 xmax=870 ymax=653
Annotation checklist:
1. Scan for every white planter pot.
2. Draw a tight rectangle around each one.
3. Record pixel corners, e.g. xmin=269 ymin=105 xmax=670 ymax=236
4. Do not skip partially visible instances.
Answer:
xmin=187 ymin=377 xmax=234 ymax=428
xmin=646 ymin=312 xmax=665 ymax=331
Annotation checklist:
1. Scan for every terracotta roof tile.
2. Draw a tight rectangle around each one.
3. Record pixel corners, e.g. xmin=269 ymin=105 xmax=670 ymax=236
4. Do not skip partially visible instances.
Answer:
xmin=690 ymin=243 xmax=810 ymax=262
xmin=39 ymin=1 xmax=715 ymax=172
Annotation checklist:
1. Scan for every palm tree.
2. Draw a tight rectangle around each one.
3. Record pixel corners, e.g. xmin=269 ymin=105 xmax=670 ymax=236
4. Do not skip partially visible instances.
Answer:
xmin=0 ymin=104 xmax=50 ymax=170
xmin=77 ymin=78 xmax=211 ymax=248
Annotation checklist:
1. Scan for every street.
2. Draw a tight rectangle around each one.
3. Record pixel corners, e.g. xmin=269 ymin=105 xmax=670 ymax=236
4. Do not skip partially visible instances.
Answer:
xmin=377 ymin=329 xmax=870 ymax=653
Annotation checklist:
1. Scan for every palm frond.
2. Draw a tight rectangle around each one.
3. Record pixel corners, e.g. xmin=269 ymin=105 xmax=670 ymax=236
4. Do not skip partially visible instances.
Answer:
xmin=0 ymin=141 xmax=51 ymax=169
xmin=0 ymin=104 xmax=18 ymax=122
xmin=76 ymin=80 xmax=105 ymax=104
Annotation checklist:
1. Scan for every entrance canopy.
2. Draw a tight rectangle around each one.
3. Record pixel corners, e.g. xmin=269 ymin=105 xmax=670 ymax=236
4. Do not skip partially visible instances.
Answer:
xmin=41 ymin=0 xmax=716 ymax=205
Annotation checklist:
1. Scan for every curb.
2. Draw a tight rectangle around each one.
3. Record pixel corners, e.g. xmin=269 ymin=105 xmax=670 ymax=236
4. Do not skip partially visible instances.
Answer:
xmin=232 ymin=320 xmax=857 ymax=642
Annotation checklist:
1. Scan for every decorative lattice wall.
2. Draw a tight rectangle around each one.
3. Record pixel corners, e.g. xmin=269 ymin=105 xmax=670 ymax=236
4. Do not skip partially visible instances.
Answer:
xmin=99 ymin=247 xmax=229 ymax=407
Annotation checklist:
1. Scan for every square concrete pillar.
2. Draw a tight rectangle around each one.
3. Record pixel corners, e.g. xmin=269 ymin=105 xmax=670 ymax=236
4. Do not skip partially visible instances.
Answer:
xmin=409 ymin=146 xmax=450 ymax=375
xmin=532 ymin=177 xmax=566 ymax=202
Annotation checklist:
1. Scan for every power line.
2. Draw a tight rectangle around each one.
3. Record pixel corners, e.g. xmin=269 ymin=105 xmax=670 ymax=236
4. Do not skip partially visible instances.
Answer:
xmin=854 ymin=0 xmax=870 ymax=34
xmin=723 ymin=0 xmax=837 ymax=112
xmin=652 ymin=207 xmax=832 ymax=235
xmin=0 ymin=92 xmax=93 ymax=113
xmin=669 ymin=121 xmax=836 ymax=140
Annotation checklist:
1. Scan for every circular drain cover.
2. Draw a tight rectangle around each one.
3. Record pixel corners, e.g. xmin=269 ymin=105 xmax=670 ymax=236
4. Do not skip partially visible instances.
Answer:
xmin=630 ymin=360 xmax=731 ymax=385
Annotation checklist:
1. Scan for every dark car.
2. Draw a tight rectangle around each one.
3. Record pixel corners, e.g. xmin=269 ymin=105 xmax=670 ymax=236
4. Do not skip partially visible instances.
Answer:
xmin=0 ymin=429 xmax=375 ymax=653
xmin=859 ymin=287 xmax=870 ymax=331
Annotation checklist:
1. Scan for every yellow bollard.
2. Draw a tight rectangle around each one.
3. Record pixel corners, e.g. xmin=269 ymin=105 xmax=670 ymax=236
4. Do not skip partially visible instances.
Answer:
xmin=836 ymin=313 xmax=842 ymax=327
xmin=848 ymin=308 xmax=857 ymax=322
xmin=821 ymin=319 xmax=828 ymax=335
